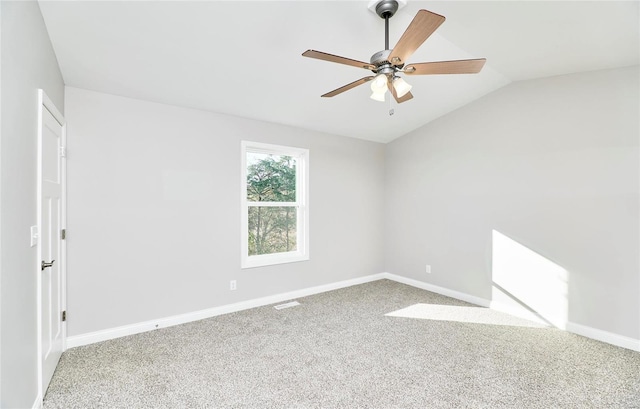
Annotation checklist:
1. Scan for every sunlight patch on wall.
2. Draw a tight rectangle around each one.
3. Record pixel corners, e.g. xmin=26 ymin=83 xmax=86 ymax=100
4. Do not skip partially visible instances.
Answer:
xmin=385 ymin=304 xmax=547 ymax=328
xmin=491 ymin=230 xmax=568 ymax=329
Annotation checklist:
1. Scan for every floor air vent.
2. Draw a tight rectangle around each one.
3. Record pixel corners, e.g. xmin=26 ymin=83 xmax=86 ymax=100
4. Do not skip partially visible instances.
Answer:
xmin=274 ymin=301 xmax=301 ymax=310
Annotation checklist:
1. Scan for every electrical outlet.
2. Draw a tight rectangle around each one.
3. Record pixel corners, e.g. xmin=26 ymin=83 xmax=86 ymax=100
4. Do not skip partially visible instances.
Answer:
xmin=425 ymin=264 xmax=431 ymax=274
xmin=230 ymin=280 xmax=237 ymax=291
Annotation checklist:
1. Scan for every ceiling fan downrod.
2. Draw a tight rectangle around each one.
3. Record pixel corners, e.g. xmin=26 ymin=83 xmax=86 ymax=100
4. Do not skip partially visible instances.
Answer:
xmin=370 ymin=0 xmax=401 ymax=73
xmin=375 ymin=0 xmax=398 ymax=51
xmin=385 ymin=16 xmax=389 ymax=50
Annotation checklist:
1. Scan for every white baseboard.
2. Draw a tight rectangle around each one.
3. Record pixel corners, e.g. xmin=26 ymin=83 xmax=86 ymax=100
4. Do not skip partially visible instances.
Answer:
xmin=566 ymin=322 xmax=640 ymax=352
xmin=66 ymin=273 xmax=386 ymax=348
xmin=382 ymin=272 xmax=491 ymax=307
xmin=489 ymin=300 xmax=558 ymax=328
xmin=32 ymin=394 xmax=43 ymax=409
xmin=383 ymin=274 xmax=640 ymax=352
xmin=66 ymin=272 xmax=639 ymax=353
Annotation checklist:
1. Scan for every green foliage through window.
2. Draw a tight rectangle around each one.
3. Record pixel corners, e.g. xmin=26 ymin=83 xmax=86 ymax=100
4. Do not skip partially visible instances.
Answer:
xmin=248 ymin=207 xmax=297 ymax=256
xmin=247 ymin=153 xmax=297 ymax=256
xmin=246 ymin=153 xmax=296 ymax=202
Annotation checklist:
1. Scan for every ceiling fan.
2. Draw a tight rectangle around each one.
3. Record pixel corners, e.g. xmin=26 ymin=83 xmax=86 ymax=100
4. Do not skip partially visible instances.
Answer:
xmin=302 ymin=0 xmax=486 ymax=103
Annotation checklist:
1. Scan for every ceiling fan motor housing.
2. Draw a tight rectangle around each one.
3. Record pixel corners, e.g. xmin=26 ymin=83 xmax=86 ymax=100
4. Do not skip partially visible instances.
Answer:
xmin=370 ymin=50 xmax=396 ymax=76
xmin=370 ymin=49 xmax=391 ymax=66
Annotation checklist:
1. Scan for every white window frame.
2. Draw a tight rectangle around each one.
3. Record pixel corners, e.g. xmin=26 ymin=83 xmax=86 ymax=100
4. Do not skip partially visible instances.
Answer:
xmin=241 ymin=141 xmax=309 ymax=269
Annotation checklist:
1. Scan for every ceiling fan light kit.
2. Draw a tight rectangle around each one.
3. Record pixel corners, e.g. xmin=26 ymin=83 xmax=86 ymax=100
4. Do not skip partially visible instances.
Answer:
xmin=302 ymin=0 xmax=486 ymax=104
xmin=392 ymin=76 xmax=412 ymax=98
xmin=370 ymin=90 xmax=386 ymax=102
xmin=370 ymin=73 xmax=389 ymax=101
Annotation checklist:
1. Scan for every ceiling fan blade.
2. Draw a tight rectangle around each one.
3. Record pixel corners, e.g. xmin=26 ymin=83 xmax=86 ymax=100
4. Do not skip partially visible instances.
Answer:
xmin=388 ymin=78 xmax=414 ymax=103
xmin=388 ymin=10 xmax=445 ymax=67
xmin=321 ymin=76 xmax=375 ymax=98
xmin=303 ymin=50 xmax=375 ymax=71
xmin=404 ymin=59 xmax=487 ymax=75
xmin=394 ymin=90 xmax=413 ymax=103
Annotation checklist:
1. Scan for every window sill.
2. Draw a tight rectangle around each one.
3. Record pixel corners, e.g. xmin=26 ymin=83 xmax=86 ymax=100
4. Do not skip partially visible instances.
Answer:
xmin=241 ymin=252 xmax=309 ymax=269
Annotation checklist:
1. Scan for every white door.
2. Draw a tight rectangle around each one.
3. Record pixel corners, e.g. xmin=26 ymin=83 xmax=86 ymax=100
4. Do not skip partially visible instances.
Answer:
xmin=38 ymin=90 xmax=66 ymax=395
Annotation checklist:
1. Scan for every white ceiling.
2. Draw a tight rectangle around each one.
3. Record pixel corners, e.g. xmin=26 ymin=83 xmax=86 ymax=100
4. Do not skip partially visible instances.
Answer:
xmin=39 ymin=1 xmax=639 ymax=143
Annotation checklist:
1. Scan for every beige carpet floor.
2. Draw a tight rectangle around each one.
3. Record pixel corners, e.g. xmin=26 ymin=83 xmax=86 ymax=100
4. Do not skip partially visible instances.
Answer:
xmin=44 ymin=279 xmax=640 ymax=408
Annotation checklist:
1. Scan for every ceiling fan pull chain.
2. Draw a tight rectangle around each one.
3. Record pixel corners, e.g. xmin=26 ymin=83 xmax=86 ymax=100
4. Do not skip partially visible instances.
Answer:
xmin=389 ymin=95 xmax=394 ymax=116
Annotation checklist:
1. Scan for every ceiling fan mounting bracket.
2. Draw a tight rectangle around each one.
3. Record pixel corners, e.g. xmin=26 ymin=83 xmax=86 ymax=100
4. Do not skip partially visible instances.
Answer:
xmin=368 ymin=0 xmax=406 ymax=18
xmin=374 ymin=0 xmax=399 ymax=19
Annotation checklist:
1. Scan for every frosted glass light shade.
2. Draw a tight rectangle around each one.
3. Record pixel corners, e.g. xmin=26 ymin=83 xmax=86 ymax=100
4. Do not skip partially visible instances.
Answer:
xmin=370 ymin=90 xmax=386 ymax=102
xmin=370 ymin=74 xmax=388 ymax=92
xmin=393 ymin=77 xmax=412 ymax=98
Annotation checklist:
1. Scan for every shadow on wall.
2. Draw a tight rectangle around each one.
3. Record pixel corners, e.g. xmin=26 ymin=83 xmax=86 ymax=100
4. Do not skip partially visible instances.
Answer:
xmin=491 ymin=230 xmax=569 ymax=330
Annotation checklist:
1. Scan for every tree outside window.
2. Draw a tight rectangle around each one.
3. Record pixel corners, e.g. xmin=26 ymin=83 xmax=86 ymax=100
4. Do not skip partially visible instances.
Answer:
xmin=241 ymin=142 xmax=309 ymax=268
xmin=247 ymin=153 xmax=297 ymax=255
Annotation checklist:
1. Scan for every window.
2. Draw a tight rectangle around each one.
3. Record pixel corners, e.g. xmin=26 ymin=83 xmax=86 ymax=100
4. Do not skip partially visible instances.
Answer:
xmin=241 ymin=141 xmax=309 ymax=268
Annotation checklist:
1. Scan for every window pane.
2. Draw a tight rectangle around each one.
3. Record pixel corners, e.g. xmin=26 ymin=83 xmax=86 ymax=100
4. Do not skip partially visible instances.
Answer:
xmin=247 ymin=152 xmax=296 ymax=202
xmin=248 ymin=206 xmax=297 ymax=256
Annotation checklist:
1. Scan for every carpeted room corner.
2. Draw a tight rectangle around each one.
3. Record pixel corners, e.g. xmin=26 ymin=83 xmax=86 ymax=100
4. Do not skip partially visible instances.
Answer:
xmin=2 ymin=1 xmax=639 ymax=408
xmin=44 ymin=280 xmax=640 ymax=408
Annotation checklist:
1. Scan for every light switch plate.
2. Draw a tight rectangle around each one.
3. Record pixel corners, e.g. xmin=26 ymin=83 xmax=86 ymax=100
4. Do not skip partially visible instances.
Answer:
xmin=30 ymin=225 xmax=39 ymax=247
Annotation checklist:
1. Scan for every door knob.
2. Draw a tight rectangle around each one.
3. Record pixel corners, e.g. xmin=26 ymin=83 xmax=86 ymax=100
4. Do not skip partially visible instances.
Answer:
xmin=41 ymin=260 xmax=55 ymax=271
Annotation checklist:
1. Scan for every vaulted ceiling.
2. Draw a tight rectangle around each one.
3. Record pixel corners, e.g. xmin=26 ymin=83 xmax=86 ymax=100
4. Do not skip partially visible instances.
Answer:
xmin=39 ymin=1 xmax=639 ymax=143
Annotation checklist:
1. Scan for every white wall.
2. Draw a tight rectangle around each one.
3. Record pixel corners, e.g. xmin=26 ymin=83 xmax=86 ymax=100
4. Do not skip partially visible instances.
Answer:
xmin=67 ymin=66 xmax=640 ymax=346
xmin=65 ymin=87 xmax=385 ymax=337
xmin=0 ymin=1 xmax=65 ymax=407
xmin=384 ymin=66 xmax=639 ymax=340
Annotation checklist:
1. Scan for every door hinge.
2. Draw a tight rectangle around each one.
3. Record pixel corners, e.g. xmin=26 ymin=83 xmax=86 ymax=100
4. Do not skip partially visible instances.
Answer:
xmin=59 ymin=146 xmax=66 ymax=158
xmin=61 ymin=229 xmax=66 ymax=240
xmin=62 ymin=311 xmax=67 ymax=322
